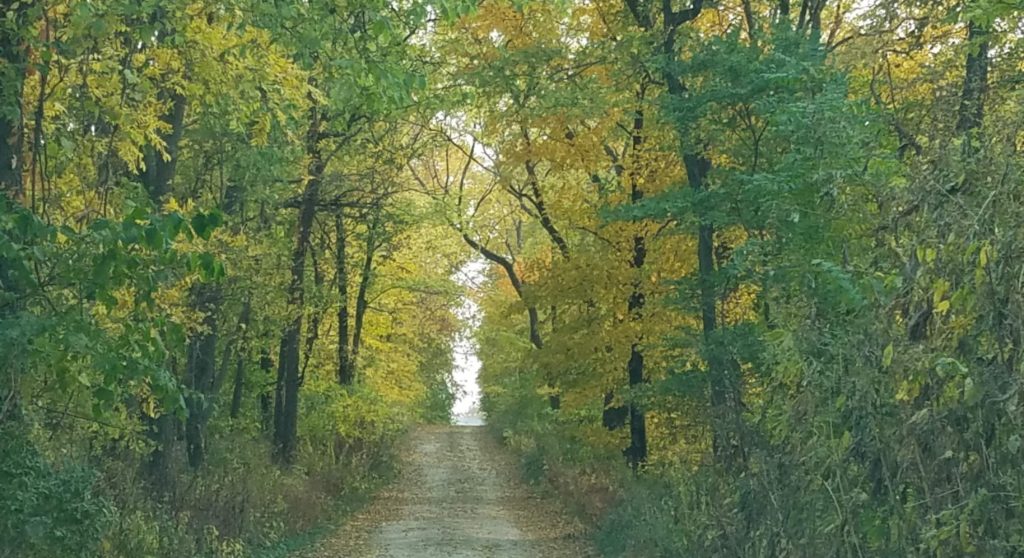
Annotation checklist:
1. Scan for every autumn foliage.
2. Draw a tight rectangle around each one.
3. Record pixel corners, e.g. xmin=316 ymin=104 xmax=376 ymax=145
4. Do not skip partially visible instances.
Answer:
xmin=3 ymin=0 xmax=1024 ymax=557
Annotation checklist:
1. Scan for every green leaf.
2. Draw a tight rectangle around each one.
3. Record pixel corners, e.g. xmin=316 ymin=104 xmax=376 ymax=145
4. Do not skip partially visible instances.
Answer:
xmin=1008 ymin=435 xmax=1021 ymax=454
xmin=963 ymin=377 xmax=982 ymax=405
xmin=143 ymin=225 xmax=163 ymax=250
xmin=190 ymin=210 xmax=224 ymax=241
xmin=882 ymin=343 xmax=894 ymax=368
xmin=94 ymin=386 xmax=115 ymax=404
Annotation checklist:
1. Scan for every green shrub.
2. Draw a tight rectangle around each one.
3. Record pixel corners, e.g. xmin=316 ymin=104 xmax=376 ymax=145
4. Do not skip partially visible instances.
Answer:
xmin=0 ymin=425 xmax=112 ymax=558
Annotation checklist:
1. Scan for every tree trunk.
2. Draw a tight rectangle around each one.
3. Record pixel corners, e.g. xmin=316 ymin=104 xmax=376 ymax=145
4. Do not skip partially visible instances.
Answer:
xmin=336 ymin=211 xmax=353 ymax=385
xmin=458 ymin=227 xmax=556 ymax=408
xmin=956 ymin=19 xmax=988 ymax=142
xmin=546 ymin=304 xmax=561 ymax=410
xmin=624 ymin=99 xmax=648 ymax=472
xmin=28 ymin=31 xmax=48 ymax=214
xmin=684 ymin=152 xmax=743 ymax=466
xmin=741 ymin=0 xmax=757 ymax=44
xmin=809 ymin=0 xmax=826 ymax=35
xmin=0 ymin=3 xmax=28 ymax=197
xmin=796 ymin=0 xmax=827 ymax=34
xmin=273 ymin=108 xmax=323 ymax=464
xmin=272 ymin=345 xmax=285 ymax=440
xmin=0 ymin=6 xmax=31 ymax=380
xmin=625 ymin=0 xmax=745 ymax=469
xmin=229 ymin=299 xmax=251 ymax=419
xmin=458 ymin=232 xmax=544 ymax=350
xmin=185 ymin=284 xmax=220 ymax=470
xmin=145 ymin=412 xmax=176 ymax=489
xmin=602 ymin=391 xmax=628 ymax=430
xmin=145 ymin=356 xmax=179 ymax=489
xmin=350 ymin=215 xmax=377 ymax=382
xmin=522 ymin=157 xmax=570 ymax=260
xmin=136 ymin=64 xmax=189 ymax=476
xmin=625 ymin=284 xmax=647 ymax=470
xmin=139 ymin=90 xmax=187 ymax=202
xmin=300 ymin=246 xmax=324 ymax=387
xmin=258 ymin=348 xmax=273 ymax=432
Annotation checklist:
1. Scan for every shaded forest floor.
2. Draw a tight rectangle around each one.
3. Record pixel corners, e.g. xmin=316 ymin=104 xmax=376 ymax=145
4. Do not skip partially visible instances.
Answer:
xmin=296 ymin=425 xmax=595 ymax=557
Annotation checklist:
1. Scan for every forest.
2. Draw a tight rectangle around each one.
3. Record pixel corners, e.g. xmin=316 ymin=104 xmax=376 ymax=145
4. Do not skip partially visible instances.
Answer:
xmin=2 ymin=0 xmax=1023 ymax=556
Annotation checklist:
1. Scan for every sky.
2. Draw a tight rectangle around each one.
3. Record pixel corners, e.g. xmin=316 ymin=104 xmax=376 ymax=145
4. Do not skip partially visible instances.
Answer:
xmin=451 ymin=259 xmax=487 ymax=424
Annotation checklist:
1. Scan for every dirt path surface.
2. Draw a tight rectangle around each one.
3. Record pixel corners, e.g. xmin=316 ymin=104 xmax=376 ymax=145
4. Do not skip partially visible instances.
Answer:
xmin=300 ymin=425 xmax=595 ymax=557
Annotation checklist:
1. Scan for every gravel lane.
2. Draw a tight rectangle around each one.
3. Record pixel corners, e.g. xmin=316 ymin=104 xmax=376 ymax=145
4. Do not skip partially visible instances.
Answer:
xmin=300 ymin=425 xmax=595 ymax=558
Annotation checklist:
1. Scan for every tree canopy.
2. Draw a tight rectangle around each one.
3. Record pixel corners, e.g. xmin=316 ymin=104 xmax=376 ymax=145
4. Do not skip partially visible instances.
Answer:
xmin=2 ymin=0 xmax=1024 ymax=556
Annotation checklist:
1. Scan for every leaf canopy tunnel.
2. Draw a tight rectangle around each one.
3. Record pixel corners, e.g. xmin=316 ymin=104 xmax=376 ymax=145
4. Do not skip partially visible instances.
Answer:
xmin=2 ymin=0 xmax=1024 ymax=556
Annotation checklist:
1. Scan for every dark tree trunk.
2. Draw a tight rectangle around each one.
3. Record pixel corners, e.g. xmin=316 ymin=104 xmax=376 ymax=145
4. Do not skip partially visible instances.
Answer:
xmin=28 ymin=31 xmax=48 ymax=214
xmin=336 ymin=211 xmax=353 ymax=385
xmin=185 ymin=284 xmax=220 ymax=470
xmin=685 ymin=152 xmax=744 ymax=466
xmin=272 ymin=345 xmax=285 ymax=440
xmin=229 ymin=299 xmax=252 ymax=419
xmin=526 ymin=306 xmax=543 ymax=350
xmin=145 ymin=356 xmax=179 ymax=489
xmin=546 ymin=305 xmax=561 ymax=410
xmin=625 ymin=339 xmax=647 ymax=469
xmin=258 ymin=349 xmax=273 ymax=431
xmin=146 ymin=412 xmax=176 ymax=489
xmin=299 ymin=246 xmax=325 ymax=387
xmin=134 ymin=60 xmax=190 ymax=476
xmin=622 ymin=0 xmax=744 ymax=467
xmin=273 ymin=109 xmax=323 ymax=464
xmin=809 ymin=0 xmax=825 ymax=34
xmin=741 ymin=0 xmax=757 ymax=44
xmin=139 ymin=90 xmax=187 ymax=201
xmin=350 ymin=215 xmax=377 ymax=382
xmin=796 ymin=0 xmax=827 ymax=34
xmin=522 ymin=158 xmax=570 ymax=260
xmin=602 ymin=391 xmax=628 ymax=430
xmin=902 ymin=18 xmax=991 ymax=346
xmin=0 ymin=3 xmax=28 ymax=197
xmin=459 ymin=232 xmax=544 ymax=350
xmin=624 ymin=99 xmax=648 ymax=472
xmin=956 ymin=20 xmax=988 ymax=140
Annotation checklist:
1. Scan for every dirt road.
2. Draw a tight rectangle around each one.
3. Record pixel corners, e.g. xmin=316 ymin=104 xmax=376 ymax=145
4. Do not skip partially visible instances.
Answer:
xmin=301 ymin=425 xmax=595 ymax=557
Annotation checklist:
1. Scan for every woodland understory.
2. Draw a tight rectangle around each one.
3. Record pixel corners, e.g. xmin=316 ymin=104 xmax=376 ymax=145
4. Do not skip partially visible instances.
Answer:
xmin=2 ymin=0 xmax=1024 ymax=557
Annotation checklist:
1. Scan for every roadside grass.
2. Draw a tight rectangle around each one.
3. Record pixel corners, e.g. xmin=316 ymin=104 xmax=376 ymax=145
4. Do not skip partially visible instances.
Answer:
xmin=250 ymin=470 xmax=395 ymax=558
